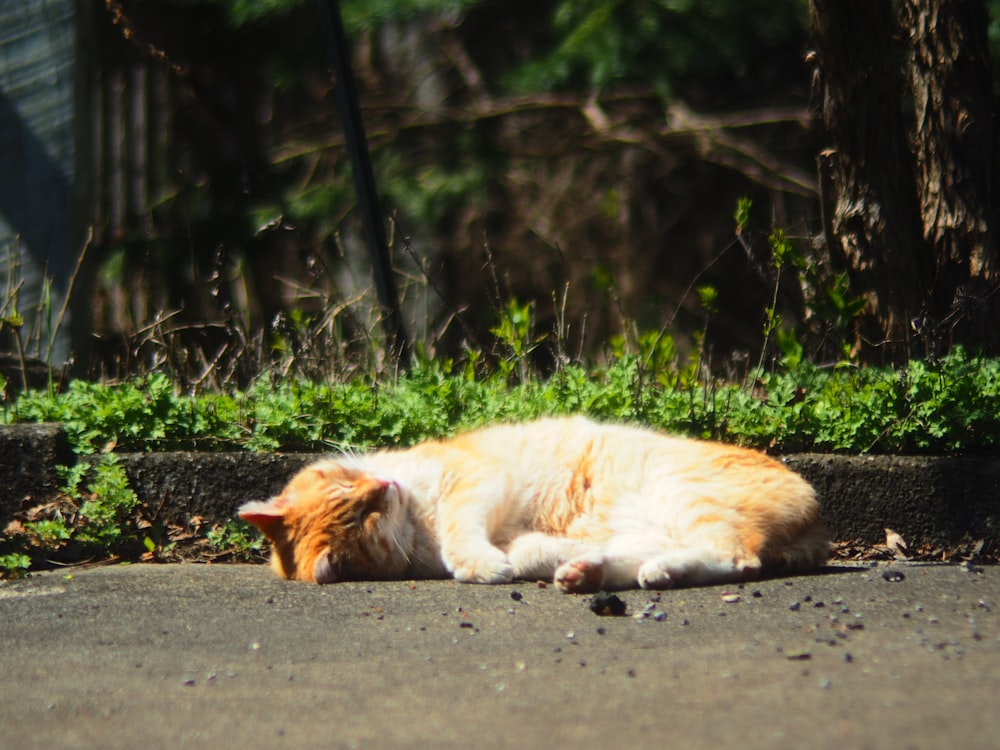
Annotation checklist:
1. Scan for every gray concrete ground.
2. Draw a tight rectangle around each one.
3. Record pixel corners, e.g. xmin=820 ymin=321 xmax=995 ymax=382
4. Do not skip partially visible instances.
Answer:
xmin=2 ymin=561 xmax=999 ymax=750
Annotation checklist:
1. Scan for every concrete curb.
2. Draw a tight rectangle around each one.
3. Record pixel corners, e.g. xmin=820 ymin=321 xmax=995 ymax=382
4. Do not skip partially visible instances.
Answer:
xmin=3 ymin=424 xmax=998 ymax=547
xmin=1 ymin=423 xmax=74 ymax=520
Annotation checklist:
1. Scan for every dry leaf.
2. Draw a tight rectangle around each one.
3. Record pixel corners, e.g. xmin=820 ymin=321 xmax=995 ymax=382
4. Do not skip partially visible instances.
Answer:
xmin=884 ymin=528 xmax=908 ymax=558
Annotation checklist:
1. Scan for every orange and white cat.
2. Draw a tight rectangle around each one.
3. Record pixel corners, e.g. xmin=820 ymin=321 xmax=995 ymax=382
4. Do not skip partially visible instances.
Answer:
xmin=238 ymin=416 xmax=829 ymax=592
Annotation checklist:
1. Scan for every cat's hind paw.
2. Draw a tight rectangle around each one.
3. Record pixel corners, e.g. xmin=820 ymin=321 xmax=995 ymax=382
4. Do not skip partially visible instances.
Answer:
xmin=637 ymin=560 xmax=676 ymax=590
xmin=637 ymin=550 xmax=762 ymax=589
xmin=554 ymin=556 xmax=605 ymax=594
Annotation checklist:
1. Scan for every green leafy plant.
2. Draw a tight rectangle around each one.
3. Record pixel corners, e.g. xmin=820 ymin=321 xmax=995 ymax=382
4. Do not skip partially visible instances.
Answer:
xmin=0 ymin=455 xmax=143 ymax=576
xmin=5 ymin=345 xmax=1000 ymax=458
xmin=490 ymin=298 xmax=547 ymax=384
xmin=0 ymin=552 xmax=31 ymax=578
xmin=73 ymin=455 xmax=141 ymax=548
xmin=10 ymin=373 xmax=242 ymax=453
xmin=205 ymin=519 xmax=268 ymax=561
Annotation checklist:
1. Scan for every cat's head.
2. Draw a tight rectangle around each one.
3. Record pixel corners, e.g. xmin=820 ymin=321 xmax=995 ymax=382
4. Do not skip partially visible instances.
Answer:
xmin=238 ymin=460 xmax=410 ymax=584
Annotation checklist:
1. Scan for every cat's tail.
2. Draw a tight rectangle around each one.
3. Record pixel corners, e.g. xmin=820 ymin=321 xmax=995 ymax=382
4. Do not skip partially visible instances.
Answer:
xmin=766 ymin=519 xmax=832 ymax=573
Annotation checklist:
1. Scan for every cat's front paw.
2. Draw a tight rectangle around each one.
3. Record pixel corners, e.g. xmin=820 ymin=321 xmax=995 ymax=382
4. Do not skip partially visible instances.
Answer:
xmin=554 ymin=556 xmax=605 ymax=594
xmin=448 ymin=548 xmax=514 ymax=585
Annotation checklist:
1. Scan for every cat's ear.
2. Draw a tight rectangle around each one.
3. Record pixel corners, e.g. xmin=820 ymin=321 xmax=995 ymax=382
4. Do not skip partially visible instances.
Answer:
xmin=238 ymin=499 xmax=286 ymax=539
xmin=313 ymin=549 xmax=339 ymax=584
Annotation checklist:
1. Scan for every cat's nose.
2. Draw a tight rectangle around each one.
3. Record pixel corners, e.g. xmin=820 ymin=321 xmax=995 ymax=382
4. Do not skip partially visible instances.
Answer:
xmin=364 ymin=478 xmax=395 ymax=502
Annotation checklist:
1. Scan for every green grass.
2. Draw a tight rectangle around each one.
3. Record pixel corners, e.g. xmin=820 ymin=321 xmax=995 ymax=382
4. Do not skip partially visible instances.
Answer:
xmin=4 ymin=347 xmax=999 ymax=456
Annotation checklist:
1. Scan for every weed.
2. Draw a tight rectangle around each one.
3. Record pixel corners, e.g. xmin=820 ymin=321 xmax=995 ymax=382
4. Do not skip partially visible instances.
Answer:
xmin=490 ymin=298 xmax=547 ymax=384
xmin=205 ymin=519 xmax=268 ymax=561
xmin=5 ymin=346 xmax=1000 ymax=458
xmin=0 ymin=455 xmax=143 ymax=576
xmin=0 ymin=552 xmax=31 ymax=578
xmin=73 ymin=455 xmax=140 ymax=548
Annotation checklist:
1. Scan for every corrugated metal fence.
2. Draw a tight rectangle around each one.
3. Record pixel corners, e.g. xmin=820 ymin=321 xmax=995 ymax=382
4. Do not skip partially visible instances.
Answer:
xmin=0 ymin=1 xmax=189 ymax=361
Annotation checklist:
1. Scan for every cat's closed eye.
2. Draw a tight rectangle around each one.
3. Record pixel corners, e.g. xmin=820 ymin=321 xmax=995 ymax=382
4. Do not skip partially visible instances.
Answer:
xmin=352 ymin=479 xmax=393 ymax=523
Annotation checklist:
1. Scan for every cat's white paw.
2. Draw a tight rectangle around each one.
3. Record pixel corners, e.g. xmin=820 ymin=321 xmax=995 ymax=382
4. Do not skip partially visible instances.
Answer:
xmin=448 ymin=548 xmax=515 ymax=585
xmin=637 ymin=560 xmax=676 ymax=590
xmin=554 ymin=556 xmax=605 ymax=593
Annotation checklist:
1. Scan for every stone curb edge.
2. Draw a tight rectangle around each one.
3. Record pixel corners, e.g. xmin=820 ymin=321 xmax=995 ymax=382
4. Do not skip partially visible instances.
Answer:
xmin=2 ymin=424 xmax=998 ymax=548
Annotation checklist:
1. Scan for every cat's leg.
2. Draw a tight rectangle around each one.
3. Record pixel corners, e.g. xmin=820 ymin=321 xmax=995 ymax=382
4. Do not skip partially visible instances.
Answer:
xmin=506 ymin=533 xmax=602 ymax=583
xmin=636 ymin=546 xmax=762 ymax=589
xmin=442 ymin=537 xmax=514 ymax=584
xmin=552 ymin=553 xmax=608 ymax=593
xmin=437 ymin=491 xmax=515 ymax=584
xmin=553 ymin=545 xmax=761 ymax=592
xmin=553 ymin=536 xmax=671 ymax=593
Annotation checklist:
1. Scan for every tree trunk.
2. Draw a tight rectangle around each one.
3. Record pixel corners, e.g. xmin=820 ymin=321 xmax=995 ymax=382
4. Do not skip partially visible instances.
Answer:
xmin=810 ymin=0 xmax=932 ymax=362
xmin=899 ymin=0 xmax=999 ymax=352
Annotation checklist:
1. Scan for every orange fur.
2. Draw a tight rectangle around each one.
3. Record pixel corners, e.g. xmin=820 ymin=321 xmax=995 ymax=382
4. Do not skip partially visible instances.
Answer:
xmin=238 ymin=417 xmax=830 ymax=591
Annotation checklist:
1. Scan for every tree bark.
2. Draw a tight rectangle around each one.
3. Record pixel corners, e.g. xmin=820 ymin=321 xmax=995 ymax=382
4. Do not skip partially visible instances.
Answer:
xmin=810 ymin=0 xmax=932 ymax=361
xmin=899 ymin=0 xmax=999 ymax=352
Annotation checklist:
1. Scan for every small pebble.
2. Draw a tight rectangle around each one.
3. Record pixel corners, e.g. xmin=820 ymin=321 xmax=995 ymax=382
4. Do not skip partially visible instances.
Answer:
xmin=882 ymin=570 xmax=906 ymax=582
xmin=789 ymin=601 xmax=801 ymax=611
xmin=510 ymin=591 xmax=523 ymax=602
xmin=589 ymin=592 xmax=628 ymax=617
xmin=721 ymin=593 xmax=741 ymax=604
xmin=653 ymin=611 xmax=667 ymax=622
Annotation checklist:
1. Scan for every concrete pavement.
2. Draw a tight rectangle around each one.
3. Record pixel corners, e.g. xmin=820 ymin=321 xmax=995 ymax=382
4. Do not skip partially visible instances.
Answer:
xmin=2 ymin=562 xmax=999 ymax=749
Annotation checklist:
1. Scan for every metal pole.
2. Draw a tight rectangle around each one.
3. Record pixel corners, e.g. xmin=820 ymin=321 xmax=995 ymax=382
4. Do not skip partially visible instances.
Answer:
xmin=316 ymin=0 xmax=411 ymax=368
